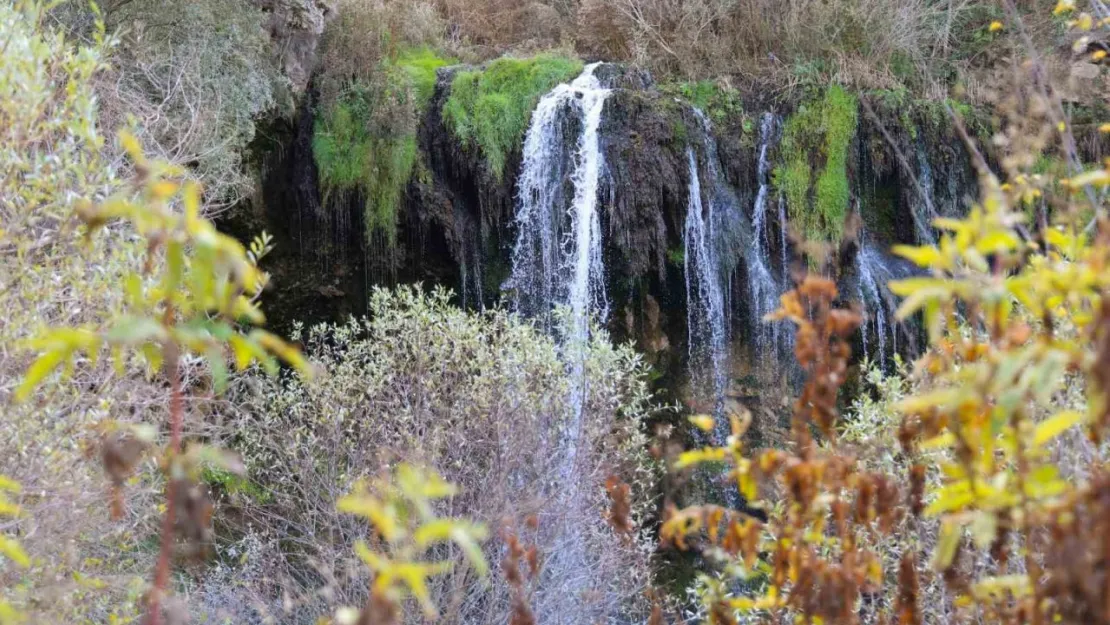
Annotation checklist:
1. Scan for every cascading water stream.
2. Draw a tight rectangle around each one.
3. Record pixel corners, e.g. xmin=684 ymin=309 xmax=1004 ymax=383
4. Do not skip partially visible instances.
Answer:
xmin=503 ymin=65 xmax=612 ymax=619
xmin=507 ymin=64 xmax=610 ymax=337
xmin=912 ymin=138 xmax=941 ymax=245
xmin=748 ymin=113 xmax=790 ymax=366
xmin=682 ymin=110 xmax=745 ymax=431
xmin=683 ymin=147 xmax=729 ymax=420
xmin=855 ymin=234 xmax=917 ymax=369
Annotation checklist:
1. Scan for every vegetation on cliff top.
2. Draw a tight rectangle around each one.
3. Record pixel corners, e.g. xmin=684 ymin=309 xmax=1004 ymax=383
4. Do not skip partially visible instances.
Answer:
xmin=443 ymin=54 xmax=583 ymax=180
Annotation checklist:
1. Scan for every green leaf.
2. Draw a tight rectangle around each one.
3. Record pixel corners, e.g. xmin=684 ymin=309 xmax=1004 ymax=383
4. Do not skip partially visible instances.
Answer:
xmin=1033 ymin=410 xmax=1085 ymax=446
xmin=16 ymin=349 xmax=67 ymax=402
xmin=105 ymin=317 xmax=165 ymax=344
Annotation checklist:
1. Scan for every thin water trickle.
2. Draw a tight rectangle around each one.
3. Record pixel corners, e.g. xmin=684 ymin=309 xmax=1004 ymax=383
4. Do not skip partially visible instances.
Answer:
xmin=684 ymin=147 xmax=729 ymax=421
xmin=748 ymin=113 xmax=788 ymax=364
xmin=912 ymin=138 xmax=940 ymax=246
xmin=855 ymin=234 xmax=917 ymax=369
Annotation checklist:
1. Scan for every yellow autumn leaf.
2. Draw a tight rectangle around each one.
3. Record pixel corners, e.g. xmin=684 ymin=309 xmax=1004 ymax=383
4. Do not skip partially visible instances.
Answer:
xmin=337 ymin=493 xmax=401 ymax=542
xmin=0 ymin=535 xmax=30 ymax=568
xmin=688 ymin=414 xmax=715 ymax=432
xmin=892 ymin=244 xmax=945 ymax=268
xmin=1033 ymin=410 xmax=1085 ymax=446
xmin=674 ymin=447 xmax=729 ymax=469
xmin=1067 ymin=169 xmax=1110 ymax=189
xmin=932 ymin=519 xmax=962 ymax=571
xmin=988 ymin=20 xmax=1003 ymax=32
xmin=921 ymin=431 xmax=955 ymax=450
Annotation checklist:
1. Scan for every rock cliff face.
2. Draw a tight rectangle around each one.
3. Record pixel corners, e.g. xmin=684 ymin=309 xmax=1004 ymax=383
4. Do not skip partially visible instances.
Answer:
xmin=239 ymin=61 xmax=994 ymax=409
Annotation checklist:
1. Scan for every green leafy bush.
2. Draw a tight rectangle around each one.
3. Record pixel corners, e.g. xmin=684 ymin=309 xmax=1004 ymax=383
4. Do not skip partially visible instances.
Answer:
xmin=442 ymin=54 xmax=583 ymax=180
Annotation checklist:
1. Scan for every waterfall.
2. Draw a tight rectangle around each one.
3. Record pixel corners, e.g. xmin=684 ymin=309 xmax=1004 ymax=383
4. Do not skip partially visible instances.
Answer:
xmin=458 ymin=207 xmax=485 ymax=310
xmin=855 ymin=235 xmax=917 ymax=369
xmin=748 ymin=113 xmax=789 ymax=366
xmin=682 ymin=110 xmax=746 ymax=428
xmin=683 ymin=147 xmax=729 ymax=419
xmin=911 ymin=138 xmax=940 ymax=245
xmin=502 ymin=66 xmax=612 ymax=617
xmin=682 ymin=109 xmax=796 ymax=442
xmin=507 ymin=63 xmax=610 ymax=338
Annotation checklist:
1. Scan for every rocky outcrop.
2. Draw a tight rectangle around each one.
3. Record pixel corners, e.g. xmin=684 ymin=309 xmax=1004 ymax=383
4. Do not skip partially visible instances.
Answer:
xmin=257 ymin=0 xmax=334 ymax=94
xmin=242 ymin=61 xmax=983 ymax=402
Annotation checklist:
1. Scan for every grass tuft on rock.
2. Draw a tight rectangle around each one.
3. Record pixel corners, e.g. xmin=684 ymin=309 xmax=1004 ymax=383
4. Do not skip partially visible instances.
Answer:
xmin=443 ymin=54 xmax=583 ymax=180
xmin=312 ymin=47 xmax=454 ymax=246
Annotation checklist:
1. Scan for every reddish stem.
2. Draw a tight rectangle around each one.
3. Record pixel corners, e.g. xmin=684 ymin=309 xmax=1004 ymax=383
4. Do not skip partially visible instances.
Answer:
xmin=144 ymin=336 xmax=183 ymax=625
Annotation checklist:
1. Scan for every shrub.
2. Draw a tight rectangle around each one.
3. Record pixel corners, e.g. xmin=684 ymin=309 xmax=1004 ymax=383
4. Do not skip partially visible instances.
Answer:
xmin=442 ymin=54 xmax=583 ymax=180
xmin=574 ymin=0 xmax=980 ymax=89
xmin=217 ymin=286 xmax=657 ymax=623
xmin=89 ymin=0 xmax=285 ymax=207
xmin=0 ymin=15 xmax=143 ymax=622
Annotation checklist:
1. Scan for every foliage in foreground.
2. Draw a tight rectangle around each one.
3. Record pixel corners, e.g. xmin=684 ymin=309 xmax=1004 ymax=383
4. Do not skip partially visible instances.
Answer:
xmin=214 ymin=286 xmax=657 ymax=623
xmin=656 ymin=4 xmax=1110 ymax=622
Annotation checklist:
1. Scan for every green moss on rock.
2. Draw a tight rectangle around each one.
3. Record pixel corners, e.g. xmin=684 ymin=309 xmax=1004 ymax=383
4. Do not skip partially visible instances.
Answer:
xmin=312 ymin=48 xmax=454 ymax=246
xmin=774 ymin=85 xmax=859 ymax=244
xmin=442 ymin=54 xmax=583 ymax=180
xmin=659 ymin=79 xmax=744 ymax=127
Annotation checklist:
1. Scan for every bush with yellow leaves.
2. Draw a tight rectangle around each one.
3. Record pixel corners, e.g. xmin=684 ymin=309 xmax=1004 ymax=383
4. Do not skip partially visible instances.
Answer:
xmin=655 ymin=2 xmax=1110 ymax=624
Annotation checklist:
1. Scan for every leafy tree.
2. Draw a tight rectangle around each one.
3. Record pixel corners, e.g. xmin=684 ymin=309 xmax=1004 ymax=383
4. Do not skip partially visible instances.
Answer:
xmin=14 ymin=132 xmax=310 ymax=623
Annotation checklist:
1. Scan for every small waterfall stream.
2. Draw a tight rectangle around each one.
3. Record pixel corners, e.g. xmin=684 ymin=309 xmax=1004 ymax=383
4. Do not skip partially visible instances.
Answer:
xmin=748 ymin=113 xmax=790 ymax=366
xmin=503 ymin=64 xmax=612 ymax=619
xmin=682 ymin=110 xmax=795 ymax=449
xmin=911 ymin=138 xmax=941 ymax=245
xmin=855 ymin=234 xmax=917 ymax=370
xmin=683 ymin=146 xmax=729 ymax=420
